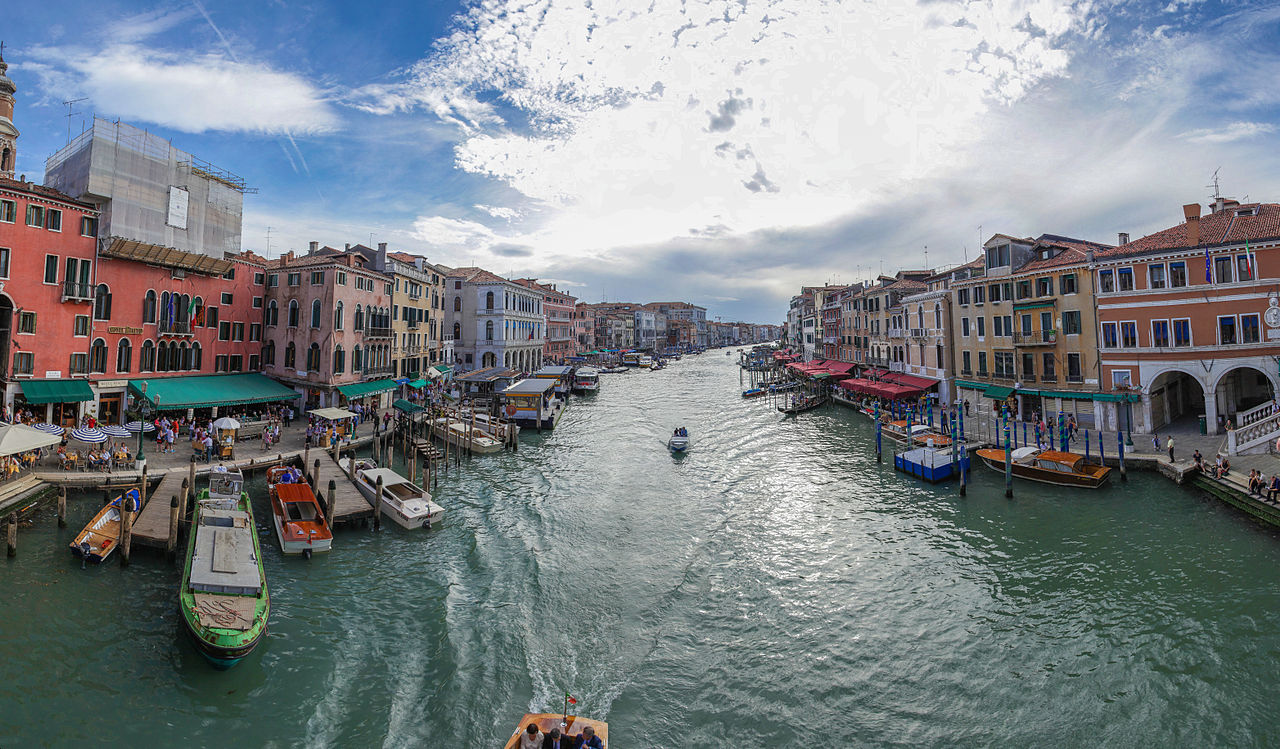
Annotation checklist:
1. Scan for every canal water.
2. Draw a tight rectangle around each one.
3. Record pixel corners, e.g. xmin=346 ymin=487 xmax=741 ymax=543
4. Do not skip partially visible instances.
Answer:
xmin=3 ymin=353 xmax=1280 ymax=747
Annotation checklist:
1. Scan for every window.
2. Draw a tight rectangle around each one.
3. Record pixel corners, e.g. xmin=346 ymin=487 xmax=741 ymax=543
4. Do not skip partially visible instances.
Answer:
xmin=1063 ymin=310 xmax=1081 ymax=335
xmin=288 ymin=272 xmax=301 ymax=286
xmin=13 ymin=352 xmax=33 ymax=375
xmin=73 ymin=315 xmax=89 ymax=337
xmin=976 ymin=316 xmax=986 ymax=338
xmin=1042 ymin=353 xmax=1056 ymax=381
xmin=985 ymin=244 xmax=1010 ymax=268
xmin=1117 ymin=268 xmax=1134 ymax=291
xmin=486 ymin=320 xmax=494 ymax=340
xmin=1012 ymin=280 xmax=1029 ymax=300
xmin=1173 ymin=319 xmax=1191 ymax=347
xmin=215 ymin=355 xmax=229 ymax=373
xmin=311 ymin=299 xmax=322 ymax=329
xmin=69 ymin=353 xmax=88 ymax=375
xmin=1152 ymin=320 xmax=1170 ymax=348
xmin=1060 ymin=274 xmax=1077 ymax=294
xmin=206 ymin=306 xmax=219 ymax=329
xmin=307 ymin=342 xmax=321 ymax=372
xmin=1238 ymin=255 xmax=1255 ymax=282
xmin=354 ymin=304 xmax=363 ymax=330
xmin=26 ymin=204 xmax=44 ymax=227
xmin=334 ymin=302 xmax=344 ymax=331
xmin=142 ymin=290 xmax=157 ymax=323
xmin=221 ymin=292 xmax=233 ymax=305
xmin=93 ymin=284 xmax=112 ymax=320
xmin=288 ymin=300 xmax=299 ymax=327
xmin=1112 ymin=369 xmax=1131 ymax=388
xmin=268 ymin=273 xmax=279 ymax=287
xmin=1099 ymin=269 xmax=1114 ymax=293
xmin=977 ymin=351 xmax=988 ymax=375
xmin=251 ymin=354 xmax=261 ymax=370
xmin=223 ymin=267 xmax=236 ymax=281
xmin=1036 ymin=277 xmax=1053 ymax=297
xmin=1021 ymin=352 xmax=1035 ymax=379
xmin=232 ymin=322 xmax=244 ymax=342
xmin=64 ymin=257 xmax=91 ymax=298
xmin=961 ymin=350 xmax=971 ymax=373
xmin=140 ymin=340 xmax=155 ymax=372
xmin=995 ymin=351 xmax=1015 ymax=378
xmin=973 ymin=286 xmax=985 ymax=304
xmin=958 ymin=288 xmax=970 ymax=305
xmin=988 ymin=284 xmax=1003 ymax=302
xmin=265 ymin=340 xmax=276 ymax=366
xmin=0 ymin=248 xmax=8 ymax=278
xmin=336 ymin=271 xmax=346 ymax=286
xmin=44 ymin=255 xmax=58 ymax=284
xmin=285 ymin=342 xmax=296 ymax=369
xmin=333 ymin=346 xmax=345 ymax=375
xmin=1120 ymin=321 xmax=1137 ymax=348
xmin=353 ymin=345 xmax=362 ymax=372
xmin=251 ymin=296 xmax=262 ymax=310
xmin=1149 ymin=264 xmax=1166 ymax=289
xmin=1169 ymin=261 xmax=1187 ymax=287
xmin=993 ymin=315 xmax=1004 ymax=337
xmin=1242 ymin=313 xmax=1261 ymax=344
xmin=250 ymin=323 xmax=261 ymax=342
xmin=453 ymin=322 xmax=461 ymax=343
xmin=0 ymin=199 xmax=14 ymax=223
xmin=1214 ymin=256 xmax=1233 ymax=284
xmin=46 ymin=209 xmax=62 ymax=232
xmin=89 ymin=338 xmax=107 ymax=373
xmin=961 ymin=317 xmax=970 ymax=337
xmin=1101 ymin=322 xmax=1118 ymax=348
xmin=267 ymin=299 xmax=279 ymax=326
xmin=1067 ymin=353 xmax=1082 ymax=382
xmin=311 ymin=270 xmax=324 ymax=285
xmin=1218 ymin=316 xmax=1236 ymax=345
xmin=219 ymin=321 xmax=231 ymax=341
xmin=229 ymin=355 xmax=243 ymax=372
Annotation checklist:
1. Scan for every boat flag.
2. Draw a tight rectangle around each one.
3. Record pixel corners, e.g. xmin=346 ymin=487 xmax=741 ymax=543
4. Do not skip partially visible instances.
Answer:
xmin=566 ymin=693 xmax=577 ymax=706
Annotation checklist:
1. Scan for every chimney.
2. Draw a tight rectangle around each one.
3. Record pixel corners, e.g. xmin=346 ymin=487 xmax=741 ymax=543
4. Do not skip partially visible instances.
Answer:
xmin=378 ymin=242 xmax=387 ymax=252
xmin=1117 ymin=232 xmax=1129 ymax=245
xmin=1086 ymin=249 xmax=1095 ymax=263
xmin=344 ymin=243 xmax=351 ymax=251
xmin=308 ymin=241 xmax=318 ymax=253
xmin=1183 ymin=203 xmax=1202 ymax=246
xmin=284 ymin=250 xmax=294 ymax=262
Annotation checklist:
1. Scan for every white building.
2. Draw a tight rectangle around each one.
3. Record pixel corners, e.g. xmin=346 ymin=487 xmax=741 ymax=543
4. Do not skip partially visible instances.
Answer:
xmin=445 ymin=267 xmax=545 ymax=372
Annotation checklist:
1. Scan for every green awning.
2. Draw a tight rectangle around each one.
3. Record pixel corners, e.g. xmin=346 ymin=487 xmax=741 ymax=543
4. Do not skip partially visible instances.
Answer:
xmin=20 ymin=379 xmax=94 ymax=404
xmin=954 ymin=379 xmax=988 ymax=391
xmin=1013 ymin=301 xmax=1056 ymax=311
xmin=983 ymin=385 xmax=1015 ymax=400
xmin=337 ymin=378 xmax=399 ymax=398
xmin=812 ymin=372 xmax=832 ymax=379
xmin=431 ymin=364 xmax=451 ymax=374
xmin=408 ymin=379 xmax=429 ymax=388
xmin=393 ymin=399 xmax=424 ymax=414
xmin=129 ymin=374 xmax=299 ymax=410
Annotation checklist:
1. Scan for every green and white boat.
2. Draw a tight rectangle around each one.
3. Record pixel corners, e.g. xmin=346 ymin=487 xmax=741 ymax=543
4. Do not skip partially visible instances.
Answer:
xmin=179 ymin=468 xmax=269 ymax=669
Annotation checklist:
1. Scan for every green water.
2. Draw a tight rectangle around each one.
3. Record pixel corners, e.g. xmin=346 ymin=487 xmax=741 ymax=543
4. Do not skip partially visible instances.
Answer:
xmin=3 ymin=354 xmax=1280 ymax=747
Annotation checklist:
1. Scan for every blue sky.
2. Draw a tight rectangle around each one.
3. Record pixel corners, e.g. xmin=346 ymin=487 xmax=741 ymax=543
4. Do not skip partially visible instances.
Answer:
xmin=6 ymin=0 xmax=1280 ymax=324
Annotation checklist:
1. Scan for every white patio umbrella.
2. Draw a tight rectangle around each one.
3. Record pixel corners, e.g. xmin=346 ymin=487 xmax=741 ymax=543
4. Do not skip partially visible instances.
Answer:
xmin=212 ymin=417 xmax=242 ymax=430
xmin=70 ymin=427 xmax=108 ymax=444
xmin=32 ymin=423 xmax=65 ymax=435
xmin=0 ymin=423 xmax=62 ymax=457
xmin=125 ymin=421 xmax=156 ymax=433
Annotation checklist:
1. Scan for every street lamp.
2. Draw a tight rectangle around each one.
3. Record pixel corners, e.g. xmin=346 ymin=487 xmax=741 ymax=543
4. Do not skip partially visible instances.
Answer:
xmin=135 ymin=383 xmax=153 ymax=470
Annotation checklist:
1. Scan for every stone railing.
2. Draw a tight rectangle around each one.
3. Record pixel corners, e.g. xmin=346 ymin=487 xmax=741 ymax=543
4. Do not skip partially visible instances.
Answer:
xmin=1227 ymin=410 xmax=1280 ymax=455
xmin=1237 ymin=400 xmax=1274 ymax=429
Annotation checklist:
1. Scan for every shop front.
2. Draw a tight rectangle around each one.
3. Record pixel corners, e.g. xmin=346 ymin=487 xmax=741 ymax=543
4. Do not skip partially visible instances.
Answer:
xmin=15 ymin=379 xmax=96 ymax=428
xmin=128 ymin=373 xmax=301 ymax=422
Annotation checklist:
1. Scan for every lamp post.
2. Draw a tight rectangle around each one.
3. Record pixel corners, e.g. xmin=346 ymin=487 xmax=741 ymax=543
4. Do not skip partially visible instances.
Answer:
xmin=135 ymin=383 xmax=151 ymax=470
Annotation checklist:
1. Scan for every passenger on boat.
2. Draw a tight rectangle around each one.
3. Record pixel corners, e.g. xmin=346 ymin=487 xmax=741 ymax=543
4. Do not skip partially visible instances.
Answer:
xmin=519 ymin=723 xmax=544 ymax=749
xmin=542 ymin=728 xmax=567 ymax=749
xmin=571 ymin=725 xmax=603 ymax=749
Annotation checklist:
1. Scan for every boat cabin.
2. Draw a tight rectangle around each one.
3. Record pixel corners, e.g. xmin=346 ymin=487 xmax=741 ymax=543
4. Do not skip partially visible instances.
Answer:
xmin=532 ymin=365 xmax=575 ymax=396
xmin=1014 ymin=448 xmax=1083 ymax=473
xmin=499 ymin=378 xmax=561 ymax=430
xmin=454 ymin=366 xmax=522 ymax=412
xmin=207 ymin=469 xmax=245 ymax=502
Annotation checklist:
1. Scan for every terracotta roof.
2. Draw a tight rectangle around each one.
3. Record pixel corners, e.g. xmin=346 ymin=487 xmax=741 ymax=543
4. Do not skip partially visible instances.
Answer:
xmin=447 ymin=266 xmax=517 ymax=286
xmin=883 ymin=278 xmax=926 ymax=292
xmin=0 ymin=176 xmax=95 ymax=209
xmin=1017 ymin=247 xmax=1090 ymax=272
xmin=1096 ymin=202 xmax=1280 ymax=260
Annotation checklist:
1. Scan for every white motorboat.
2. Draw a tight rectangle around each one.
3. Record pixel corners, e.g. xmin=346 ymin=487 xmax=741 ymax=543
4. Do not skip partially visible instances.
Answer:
xmin=667 ymin=428 xmax=690 ymax=453
xmin=432 ymin=416 xmax=505 ymax=454
xmin=348 ymin=465 xmax=444 ymax=529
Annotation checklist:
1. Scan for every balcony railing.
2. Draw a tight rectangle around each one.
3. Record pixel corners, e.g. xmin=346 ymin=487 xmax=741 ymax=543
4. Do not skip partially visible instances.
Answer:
xmin=1040 ymin=374 xmax=1057 ymax=383
xmin=158 ymin=320 xmax=193 ymax=336
xmin=888 ymin=329 xmax=905 ymax=339
xmin=1013 ymin=330 xmax=1057 ymax=346
xmin=909 ymin=328 xmax=927 ymax=339
xmin=1022 ymin=374 xmax=1036 ymax=383
xmin=363 ymin=365 xmax=395 ymax=378
xmin=364 ymin=326 xmax=392 ymax=339
xmin=63 ymin=281 xmax=93 ymax=302
xmin=1065 ymin=374 xmax=1084 ymax=383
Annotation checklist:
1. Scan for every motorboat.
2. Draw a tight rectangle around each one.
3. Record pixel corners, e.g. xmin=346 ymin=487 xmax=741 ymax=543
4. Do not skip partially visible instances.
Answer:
xmin=778 ymin=394 xmax=826 ymax=414
xmin=600 ymin=365 xmax=629 ymax=374
xmin=573 ymin=367 xmax=600 ymax=393
xmin=668 ymin=427 xmax=690 ymax=453
xmin=504 ymin=713 xmax=608 ymax=749
xmin=180 ymin=469 xmax=268 ymax=668
xmin=882 ymin=421 xmax=935 ymax=444
xmin=70 ymin=488 xmax=141 ymax=564
xmin=639 ymin=355 xmax=654 ymax=367
xmin=742 ymin=387 xmax=767 ymax=398
xmin=350 ymin=466 xmax=444 ymax=528
xmin=432 ymin=415 xmax=505 ymax=454
xmin=266 ymin=466 xmax=332 ymax=557
xmin=975 ymin=446 xmax=1112 ymax=488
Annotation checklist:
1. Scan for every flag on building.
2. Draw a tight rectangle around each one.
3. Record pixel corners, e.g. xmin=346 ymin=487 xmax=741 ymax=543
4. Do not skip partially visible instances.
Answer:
xmin=1246 ymin=238 xmax=1257 ymax=279
xmin=1205 ymin=246 xmax=1212 ymax=283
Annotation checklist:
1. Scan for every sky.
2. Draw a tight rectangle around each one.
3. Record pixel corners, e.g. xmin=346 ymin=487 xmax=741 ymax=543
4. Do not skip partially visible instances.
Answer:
xmin=6 ymin=0 xmax=1280 ymax=325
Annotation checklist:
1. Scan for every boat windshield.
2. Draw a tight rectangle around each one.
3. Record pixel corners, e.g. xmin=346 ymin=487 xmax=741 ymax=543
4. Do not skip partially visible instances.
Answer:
xmin=208 ymin=470 xmax=244 ymax=499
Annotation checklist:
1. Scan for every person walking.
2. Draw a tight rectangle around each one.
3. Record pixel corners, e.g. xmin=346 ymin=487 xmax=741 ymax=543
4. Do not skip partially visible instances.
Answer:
xmin=1166 ymin=434 xmax=1175 ymax=462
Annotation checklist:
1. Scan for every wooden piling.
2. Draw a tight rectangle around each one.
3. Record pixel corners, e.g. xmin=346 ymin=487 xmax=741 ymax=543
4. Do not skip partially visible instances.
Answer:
xmin=408 ymin=444 xmax=417 ymax=484
xmin=304 ymin=443 xmax=311 ymax=474
xmin=57 ymin=486 xmax=67 ymax=528
xmin=188 ymin=456 xmax=197 ymax=500
xmin=313 ymin=458 xmax=322 ymax=491
xmin=326 ymin=480 xmax=336 ymax=525
xmin=373 ymin=475 xmax=384 ymax=531
xmin=120 ymin=492 xmax=134 ymax=566
xmin=139 ymin=465 xmax=149 ymax=513
xmin=166 ymin=495 xmax=180 ymax=560
xmin=6 ymin=513 xmax=15 ymax=557
xmin=178 ymin=478 xmax=190 ymax=528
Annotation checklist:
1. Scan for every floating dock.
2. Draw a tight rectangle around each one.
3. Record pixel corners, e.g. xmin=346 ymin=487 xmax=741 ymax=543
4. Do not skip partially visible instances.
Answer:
xmin=894 ymin=447 xmax=970 ymax=483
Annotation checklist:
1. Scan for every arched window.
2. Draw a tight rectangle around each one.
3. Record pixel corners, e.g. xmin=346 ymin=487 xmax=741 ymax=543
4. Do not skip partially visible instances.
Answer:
xmin=288 ymin=300 xmax=299 ymax=327
xmin=160 ymin=292 xmax=171 ymax=330
xmin=91 ymin=284 xmax=112 ymax=321
xmin=454 ymin=296 xmax=461 ymax=312
xmin=934 ymin=303 xmax=942 ymax=329
xmin=453 ymin=322 xmax=461 ymax=343
xmin=267 ymin=299 xmax=278 ymax=327
xmin=141 ymin=340 xmax=155 ymax=372
xmin=334 ymin=301 xmax=344 ymax=331
xmin=354 ymin=304 xmax=364 ymax=330
xmin=192 ymin=342 xmax=202 ymax=371
xmin=311 ymin=299 xmax=322 ymax=329
xmin=193 ymin=296 xmax=205 ymax=327
xmin=284 ymin=342 xmax=296 ymax=369
xmin=307 ymin=342 xmax=321 ymax=372
xmin=143 ymin=290 xmax=157 ymax=324
xmin=156 ymin=341 xmax=169 ymax=372
xmin=178 ymin=294 xmax=190 ymax=325
xmin=89 ymin=338 xmax=107 ymax=373
xmin=486 ymin=291 xmax=494 ymax=310
xmin=353 ymin=345 xmax=362 ymax=372
xmin=486 ymin=320 xmax=494 ymax=341
xmin=333 ymin=345 xmax=345 ymax=374
xmin=265 ymin=340 xmax=276 ymax=366
xmin=917 ymin=307 xmax=924 ymax=329
xmin=116 ymin=338 xmax=132 ymax=373
xmin=180 ymin=342 xmax=192 ymax=371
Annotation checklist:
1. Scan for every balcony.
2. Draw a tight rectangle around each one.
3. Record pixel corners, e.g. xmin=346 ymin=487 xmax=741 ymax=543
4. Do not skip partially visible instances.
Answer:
xmin=1040 ymin=374 xmax=1057 ymax=383
xmin=908 ymin=328 xmax=928 ymax=339
xmin=62 ymin=281 xmax=93 ymax=302
xmin=1021 ymin=374 xmax=1036 ymax=383
xmin=1013 ymin=330 xmax=1057 ymax=346
xmin=888 ymin=328 xmax=905 ymax=339
xmin=158 ymin=320 xmax=194 ymax=336
xmin=363 ymin=365 xmax=395 ymax=378
xmin=960 ymin=369 xmax=972 ymax=377
xmin=364 ymin=326 xmax=392 ymax=339
xmin=1066 ymin=374 xmax=1084 ymax=384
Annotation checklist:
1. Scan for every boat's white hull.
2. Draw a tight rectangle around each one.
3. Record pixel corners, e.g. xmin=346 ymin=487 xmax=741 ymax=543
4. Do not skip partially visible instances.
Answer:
xmin=432 ymin=420 xmax=505 ymax=454
xmin=271 ymin=512 xmax=332 ymax=555
xmin=668 ymin=437 xmax=690 ymax=452
xmin=352 ymin=478 xmax=444 ymax=529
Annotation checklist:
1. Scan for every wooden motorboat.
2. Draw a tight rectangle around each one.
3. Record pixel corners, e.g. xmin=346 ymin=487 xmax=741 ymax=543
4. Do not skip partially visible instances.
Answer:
xmin=350 ymin=466 xmax=444 ymax=529
xmin=882 ymin=421 xmax=933 ymax=444
xmin=778 ymin=394 xmax=826 ymax=414
xmin=504 ymin=713 xmax=608 ymax=749
xmin=266 ymin=466 xmax=332 ymax=557
xmin=70 ymin=488 xmax=141 ymax=564
xmin=975 ymin=446 xmax=1112 ymax=488
xmin=911 ymin=431 xmax=953 ymax=448
xmin=180 ymin=469 xmax=268 ymax=668
xmin=431 ymin=416 xmax=504 ymax=454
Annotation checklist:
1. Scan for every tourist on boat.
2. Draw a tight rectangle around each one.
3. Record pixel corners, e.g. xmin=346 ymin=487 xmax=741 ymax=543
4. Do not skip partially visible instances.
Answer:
xmin=542 ymin=728 xmax=567 ymax=749
xmin=518 ymin=723 xmax=544 ymax=749
xmin=570 ymin=725 xmax=603 ymax=749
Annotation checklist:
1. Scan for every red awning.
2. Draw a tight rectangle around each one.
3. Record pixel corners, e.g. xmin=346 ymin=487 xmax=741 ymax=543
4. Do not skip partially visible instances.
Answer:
xmin=865 ymin=368 xmax=888 ymax=378
xmin=837 ymin=378 xmax=878 ymax=394
xmin=882 ymin=372 xmax=938 ymax=390
xmin=878 ymin=383 xmax=923 ymax=399
xmin=823 ymin=362 xmax=857 ymax=376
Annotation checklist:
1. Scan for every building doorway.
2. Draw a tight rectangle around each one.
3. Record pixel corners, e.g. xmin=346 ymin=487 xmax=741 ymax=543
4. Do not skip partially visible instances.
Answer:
xmin=98 ymin=393 xmax=122 ymax=425
xmin=1215 ymin=366 xmax=1275 ymax=428
xmin=52 ymin=401 xmax=80 ymax=429
xmin=1148 ymin=370 xmax=1205 ymax=433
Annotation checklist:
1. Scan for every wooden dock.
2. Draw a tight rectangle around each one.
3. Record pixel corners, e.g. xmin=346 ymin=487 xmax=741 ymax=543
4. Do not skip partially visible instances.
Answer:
xmin=315 ymin=449 xmax=373 ymax=527
xmin=132 ymin=471 xmax=186 ymax=549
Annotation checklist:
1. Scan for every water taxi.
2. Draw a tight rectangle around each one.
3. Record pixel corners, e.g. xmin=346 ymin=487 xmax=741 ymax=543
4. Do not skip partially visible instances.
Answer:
xmin=180 ymin=469 xmax=268 ymax=668
xmin=498 ymin=378 xmax=566 ymax=430
xmin=975 ymin=446 xmax=1112 ymax=488
xmin=350 ymin=466 xmax=444 ymax=528
xmin=639 ymin=355 xmax=654 ymax=368
xmin=69 ymin=488 xmax=141 ymax=564
xmin=621 ymin=352 xmax=643 ymax=367
xmin=504 ymin=714 xmax=608 ymax=749
xmin=266 ymin=466 xmax=332 ymax=557
xmin=882 ymin=421 xmax=936 ymax=445
xmin=431 ymin=415 xmax=505 ymax=454
xmin=573 ymin=367 xmax=600 ymax=393
xmin=668 ymin=427 xmax=690 ymax=453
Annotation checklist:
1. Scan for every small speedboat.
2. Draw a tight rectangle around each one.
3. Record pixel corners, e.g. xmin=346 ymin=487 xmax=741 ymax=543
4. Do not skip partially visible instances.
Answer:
xmin=266 ymin=466 xmax=332 ymax=557
xmin=668 ymin=428 xmax=690 ymax=453
xmin=976 ymin=447 xmax=1112 ymax=488
xmin=349 ymin=466 xmax=444 ymax=528
xmin=70 ymin=488 xmax=142 ymax=564
xmin=742 ymin=387 xmax=767 ymax=398
xmin=504 ymin=713 xmax=608 ymax=749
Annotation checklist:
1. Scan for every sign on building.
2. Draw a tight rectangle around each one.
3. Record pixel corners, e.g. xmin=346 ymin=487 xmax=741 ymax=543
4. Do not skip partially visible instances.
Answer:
xmin=167 ymin=186 xmax=189 ymax=230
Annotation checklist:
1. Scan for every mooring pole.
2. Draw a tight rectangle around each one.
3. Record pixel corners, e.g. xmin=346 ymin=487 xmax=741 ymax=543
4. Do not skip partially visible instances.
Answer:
xmin=1004 ymin=414 xmax=1013 ymax=499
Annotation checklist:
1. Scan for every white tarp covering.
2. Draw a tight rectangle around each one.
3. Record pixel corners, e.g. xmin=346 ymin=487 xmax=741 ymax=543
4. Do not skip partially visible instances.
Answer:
xmin=0 ymin=423 xmax=63 ymax=456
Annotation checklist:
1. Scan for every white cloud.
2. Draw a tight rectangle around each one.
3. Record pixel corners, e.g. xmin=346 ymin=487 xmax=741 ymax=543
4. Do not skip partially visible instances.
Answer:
xmin=366 ymin=0 xmax=1091 ymax=261
xmin=410 ymin=215 xmax=499 ymax=247
xmin=474 ymin=204 xmax=521 ymax=220
xmin=28 ymin=44 xmax=339 ymax=135
xmin=1178 ymin=122 xmax=1278 ymax=144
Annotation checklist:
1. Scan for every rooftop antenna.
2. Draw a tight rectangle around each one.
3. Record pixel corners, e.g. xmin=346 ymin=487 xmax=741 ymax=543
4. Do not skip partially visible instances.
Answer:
xmin=265 ymin=226 xmax=273 ymax=259
xmin=1207 ymin=167 xmax=1222 ymax=201
xmin=62 ymin=97 xmax=87 ymax=145
xmin=923 ymin=245 xmax=929 ymax=270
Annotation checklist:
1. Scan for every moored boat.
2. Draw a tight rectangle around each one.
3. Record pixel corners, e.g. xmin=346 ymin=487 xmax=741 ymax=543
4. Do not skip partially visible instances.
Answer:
xmin=266 ymin=466 xmax=332 ymax=557
xmin=573 ymin=367 xmax=600 ymax=393
xmin=504 ymin=713 xmax=608 ymax=749
xmin=975 ymin=446 xmax=1112 ymax=488
xmin=431 ymin=416 xmax=505 ymax=454
xmin=742 ymin=387 xmax=767 ymax=398
xmin=778 ymin=394 xmax=826 ymax=414
xmin=349 ymin=466 xmax=444 ymax=528
xmin=179 ymin=469 xmax=268 ymax=668
xmin=69 ymin=488 xmax=141 ymax=564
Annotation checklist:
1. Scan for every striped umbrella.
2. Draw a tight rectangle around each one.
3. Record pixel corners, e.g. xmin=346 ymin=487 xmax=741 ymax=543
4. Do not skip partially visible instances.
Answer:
xmin=32 ymin=423 xmax=65 ymax=435
xmin=100 ymin=425 xmax=131 ymax=438
xmin=125 ymin=421 xmax=156 ymax=433
xmin=70 ymin=427 xmax=108 ymax=444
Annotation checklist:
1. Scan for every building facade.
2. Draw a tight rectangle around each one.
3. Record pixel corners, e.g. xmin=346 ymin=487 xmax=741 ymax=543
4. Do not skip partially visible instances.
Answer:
xmin=446 ymin=267 xmax=545 ymax=371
